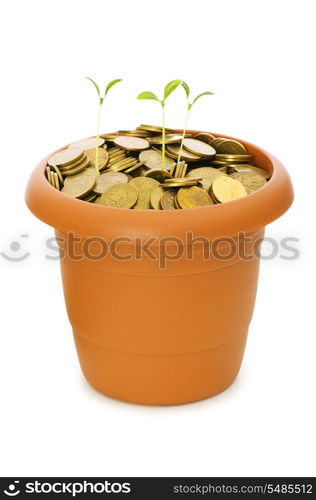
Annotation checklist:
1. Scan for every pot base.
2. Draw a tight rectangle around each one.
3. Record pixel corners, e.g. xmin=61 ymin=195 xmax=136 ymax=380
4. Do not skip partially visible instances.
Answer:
xmin=73 ymin=331 xmax=248 ymax=406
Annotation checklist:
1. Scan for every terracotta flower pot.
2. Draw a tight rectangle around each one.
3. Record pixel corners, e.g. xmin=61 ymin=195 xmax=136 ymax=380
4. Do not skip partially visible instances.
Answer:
xmin=25 ymin=131 xmax=293 ymax=405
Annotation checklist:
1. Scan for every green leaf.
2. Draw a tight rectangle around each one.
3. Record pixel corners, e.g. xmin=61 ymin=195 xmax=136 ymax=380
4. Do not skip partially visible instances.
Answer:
xmin=163 ymin=79 xmax=182 ymax=100
xmin=181 ymin=81 xmax=190 ymax=99
xmin=137 ymin=91 xmax=160 ymax=101
xmin=85 ymin=77 xmax=101 ymax=98
xmin=105 ymin=78 xmax=122 ymax=96
xmin=191 ymin=91 xmax=214 ymax=107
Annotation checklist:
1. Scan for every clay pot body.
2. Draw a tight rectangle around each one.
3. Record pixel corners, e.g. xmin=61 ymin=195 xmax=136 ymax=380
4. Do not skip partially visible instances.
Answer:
xmin=26 ymin=132 xmax=293 ymax=405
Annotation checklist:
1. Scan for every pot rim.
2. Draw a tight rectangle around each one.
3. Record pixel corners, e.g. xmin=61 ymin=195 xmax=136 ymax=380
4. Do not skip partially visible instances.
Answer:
xmin=25 ymin=130 xmax=294 ymax=240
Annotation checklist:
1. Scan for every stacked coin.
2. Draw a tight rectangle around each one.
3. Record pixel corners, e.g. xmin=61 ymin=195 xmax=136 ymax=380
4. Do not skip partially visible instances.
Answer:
xmin=45 ymin=126 xmax=271 ymax=209
xmin=45 ymin=166 xmax=62 ymax=190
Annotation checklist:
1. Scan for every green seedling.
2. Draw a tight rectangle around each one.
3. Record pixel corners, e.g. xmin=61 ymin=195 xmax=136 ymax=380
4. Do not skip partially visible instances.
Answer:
xmin=85 ymin=77 xmax=122 ymax=174
xmin=137 ymin=80 xmax=182 ymax=169
xmin=177 ymin=82 xmax=214 ymax=166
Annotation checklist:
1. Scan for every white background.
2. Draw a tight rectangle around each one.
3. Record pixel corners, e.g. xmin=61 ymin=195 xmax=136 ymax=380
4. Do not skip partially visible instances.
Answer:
xmin=0 ymin=0 xmax=315 ymax=478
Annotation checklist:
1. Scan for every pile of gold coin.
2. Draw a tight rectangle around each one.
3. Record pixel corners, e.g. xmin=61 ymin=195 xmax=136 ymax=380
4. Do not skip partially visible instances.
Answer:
xmin=45 ymin=125 xmax=271 ymax=209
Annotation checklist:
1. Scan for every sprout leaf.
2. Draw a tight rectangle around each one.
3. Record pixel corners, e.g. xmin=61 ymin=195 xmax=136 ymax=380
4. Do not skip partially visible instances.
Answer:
xmin=105 ymin=79 xmax=122 ymax=96
xmin=85 ymin=77 xmax=101 ymax=98
xmin=137 ymin=91 xmax=160 ymax=101
xmin=163 ymin=79 xmax=182 ymax=100
xmin=190 ymin=91 xmax=214 ymax=108
xmin=181 ymin=81 xmax=190 ymax=99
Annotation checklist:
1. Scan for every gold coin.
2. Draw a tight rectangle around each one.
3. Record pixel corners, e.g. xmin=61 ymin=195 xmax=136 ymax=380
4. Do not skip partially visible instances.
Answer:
xmin=82 ymin=191 xmax=98 ymax=203
xmin=50 ymin=164 xmax=64 ymax=186
xmin=108 ymin=156 xmax=127 ymax=164
xmin=169 ymin=163 xmax=176 ymax=176
xmin=128 ymin=166 xmax=148 ymax=177
xmin=52 ymin=172 xmax=60 ymax=191
xmin=148 ymin=134 xmax=183 ymax=145
xmin=101 ymin=134 xmax=118 ymax=142
xmin=119 ymin=132 xmax=149 ymax=137
xmin=137 ymin=124 xmax=174 ymax=133
xmin=249 ymin=165 xmax=271 ymax=180
xmin=210 ymin=175 xmax=247 ymax=203
xmin=227 ymin=164 xmax=271 ymax=180
xmin=210 ymin=158 xmax=252 ymax=167
xmin=166 ymin=145 xmax=201 ymax=162
xmin=61 ymin=157 xmax=90 ymax=176
xmin=186 ymin=166 xmax=224 ymax=190
xmin=217 ymin=166 xmax=228 ymax=173
xmin=107 ymin=146 xmax=122 ymax=155
xmin=139 ymin=149 xmax=175 ymax=170
xmin=209 ymin=160 xmax=233 ymax=166
xmin=144 ymin=169 xmax=172 ymax=183
xmin=124 ymin=161 xmax=146 ymax=174
xmin=177 ymin=186 xmax=213 ymax=208
xmin=214 ymin=138 xmax=247 ymax=155
xmin=150 ymin=186 xmax=165 ymax=209
xmin=114 ymin=135 xmax=150 ymax=151
xmin=49 ymin=171 xmax=58 ymax=189
xmin=45 ymin=167 xmax=53 ymax=186
xmin=51 ymin=172 xmax=60 ymax=190
xmin=107 ymin=157 xmax=135 ymax=168
xmin=107 ymin=159 xmax=138 ymax=172
xmin=107 ymin=158 xmax=126 ymax=169
xmin=108 ymin=148 xmax=126 ymax=157
xmin=52 ymin=174 xmax=58 ymax=189
xmin=161 ymin=189 xmax=177 ymax=210
xmin=129 ymin=177 xmax=160 ymax=209
xmin=215 ymin=154 xmax=252 ymax=162
xmin=194 ymin=132 xmax=216 ymax=144
xmin=62 ymin=168 xmax=96 ymax=198
xmin=174 ymin=194 xmax=182 ymax=209
xmin=68 ymin=137 xmax=105 ymax=150
xmin=210 ymin=137 xmax=230 ymax=149
xmin=118 ymin=129 xmax=150 ymax=137
xmin=229 ymin=171 xmax=267 ymax=194
xmin=109 ymin=157 xmax=136 ymax=168
xmin=107 ymin=153 xmax=127 ymax=165
xmin=163 ymin=178 xmax=202 ymax=188
xmin=58 ymin=152 xmax=88 ymax=170
xmin=51 ymin=172 xmax=56 ymax=189
xmin=183 ymin=138 xmax=216 ymax=158
xmin=151 ymin=145 xmax=163 ymax=153
xmin=85 ymin=147 xmax=109 ymax=171
xmin=99 ymin=183 xmax=138 ymax=208
xmin=162 ymin=182 xmax=194 ymax=188
xmin=93 ymin=171 xmax=128 ymax=195
xmin=174 ymin=161 xmax=187 ymax=178
xmin=48 ymin=148 xmax=84 ymax=167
